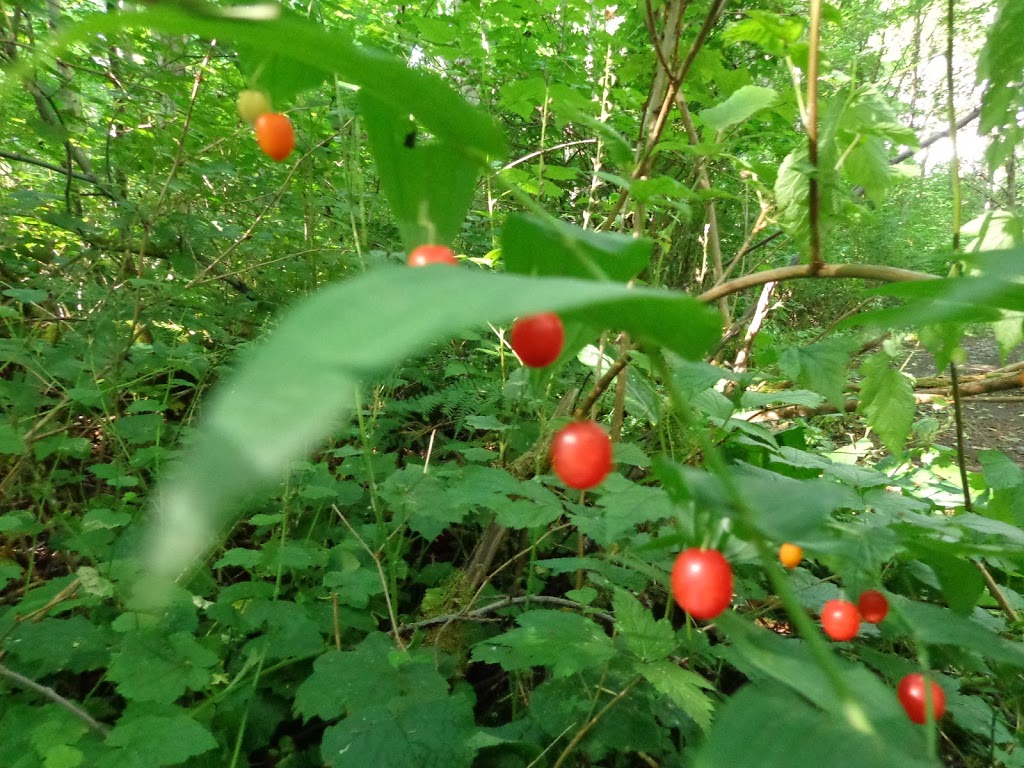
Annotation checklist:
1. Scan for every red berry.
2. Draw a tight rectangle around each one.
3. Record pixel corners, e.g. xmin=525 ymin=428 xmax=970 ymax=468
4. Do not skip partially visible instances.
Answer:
xmin=510 ymin=312 xmax=564 ymax=368
xmin=254 ymin=112 xmax=295 ymax=162
xmin=820 ymin=599 xmax=860 ymax=641
xmin=671 ymin=548 xmax=733 ymax=620
xmin=858 ymin=589 xmax=889 ymax=624
xmin=551 ymin=421 xmax=612 ymax=490
xmin=408 ymin=245 xmax=458 ymax=267
xmin=897 ymin=673 xmax=946 ymax=724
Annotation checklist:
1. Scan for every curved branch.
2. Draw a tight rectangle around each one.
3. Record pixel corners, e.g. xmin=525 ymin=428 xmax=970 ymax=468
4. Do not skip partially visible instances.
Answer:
xmin=0 ymin=663 xmax=109 ymax=736
xmin=698 ymin=263 xmax=939 ymax=304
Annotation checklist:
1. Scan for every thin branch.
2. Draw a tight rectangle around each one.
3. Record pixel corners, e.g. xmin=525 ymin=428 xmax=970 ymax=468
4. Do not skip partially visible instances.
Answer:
xmin=0 ymin=663 xmax=109 ymax=736
xmin=806 ymin=0 xmax=823 ymax=270
xmin=0 ymin=151 xmax=115 ymax=198
xmin=552 ymin=677 xmax=643 ymax=768
xmin=950 ymin=366 xmax=970 ymax=509
xmin=187 ymin=134 xmax=337 ymax=288
xmin=598 ymin=0 xmax=728 ymax=231
xmin=574 ymin=350 xmax=633 ymax=420
xmin=976 ymin=562 xmax=1020 ymax=624
xmin=676 ymin=91 xmax=729 ymax=322
xmin=396 ymin=594 xmax=614 ymax=635
xmin=698 ymin=262 xmax=938 ymax=304
xmin=887 ymin=107 xmax=980 ymax=167
xmin=501 ymin=139 xmax=597 ymax=172
xmin=333 ymin=506 xmax=406 ymax=650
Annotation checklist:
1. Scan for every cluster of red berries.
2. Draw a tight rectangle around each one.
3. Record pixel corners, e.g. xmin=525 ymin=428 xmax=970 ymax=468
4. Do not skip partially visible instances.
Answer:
xmin=406 ymin=243 xmax=613 ymax=493
xmin=406 ymin=248 xmax=943 ymax=726
xmin=238 ymin=90 xmax=296 ymax=162
xmin=820 ymin=590 xmax=889 ymax=641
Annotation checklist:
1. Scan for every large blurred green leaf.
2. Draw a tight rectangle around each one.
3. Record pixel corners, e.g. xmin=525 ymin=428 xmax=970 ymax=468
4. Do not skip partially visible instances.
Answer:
xmin=711 ymin=614 xmax=938 ymax=767
xmin=139 ymin=267 xmax=719 ymax=583
xmin=894 ymin=596 xmax=1024 ymax=667
xmin=693 ymin=683 xmax=938 ymax=768
xmin=852 ymin=247 xmax=1024 ymax=330
xmin=26 ymin=3 xmax=506 ymax=159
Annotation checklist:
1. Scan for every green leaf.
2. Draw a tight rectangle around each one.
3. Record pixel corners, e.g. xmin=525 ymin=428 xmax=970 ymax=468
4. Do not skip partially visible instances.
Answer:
xmin=693 ymin=683 xmax=938 ymax=768
xmin=638 ymin=659 xmax=714 ymax=732
xmin=42 ymin=745 xmax=83 ymax=768
xmin=724 ymin=10 xmax=804 ymax=56
xmin=613 ymin=588 xmax=675 ymax=661
xmin=844 ymin=135 xmax=891 ymax=204
xmin=296 ymin=634 xmax=477 ymax=767
xmin=735 ymin=465 xmax=860 ymax=540
xmin=296 ymin=634 xmax=407 ymax=721
xmin=107 ymin=631 xmax=217 ymax=703
xmin=105 ymin=703 xmax=217 ymax=765
xmin=321 ymin=693 xmax=477 ymax=768
xmin=918 ymin=323 xmax=965 ymax=371
xmin=379 ymin=468 xmax=469 ymax=540
xmin=139 ymin=267 xmax=719 ymax=584
xmin=912 ymin=546 xmax=985 ymax=616
xmin=213 ymin=548 xmax=262 ymax=569
xmin=699 ymin=86 xmax=781 ymax=133
xmin=858 ymin=353 xmax=914 ymax=454
xmin=774 ymin=148 xmax=814 ymax=254
xmin=471 ymin=610 xmax=615 ymax=677
xmin=0 ymin=423 xmax=27 ymax=456
xmin=894 ymin=596 xmax=1024 ymax=666
xmin=360 ymin=91 xmax=481 ymax=252
xmin=576 ymin=485 xmax=675 ymax=547
xmin=502 ymin=214 xmax=652 ymax=282
xmin=0 ymin=510 xmax=42 ymax=535
xmin=978 ymin=1 xmax=1024 ymax=137
xmin=779 ymin=338 xmax=857 ymax=410
xmin=244 ymin=600 xmax=324 ymax=659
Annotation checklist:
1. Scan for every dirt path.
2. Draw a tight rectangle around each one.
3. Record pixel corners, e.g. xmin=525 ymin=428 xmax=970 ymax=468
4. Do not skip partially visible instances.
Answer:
xmin=902 ymin=333 xmax=1024 ymax=469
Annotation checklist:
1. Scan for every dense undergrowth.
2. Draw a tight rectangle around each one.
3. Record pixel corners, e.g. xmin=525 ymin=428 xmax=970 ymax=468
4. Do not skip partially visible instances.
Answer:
xmin=2 ymin=0 xmax=1024 ymax=766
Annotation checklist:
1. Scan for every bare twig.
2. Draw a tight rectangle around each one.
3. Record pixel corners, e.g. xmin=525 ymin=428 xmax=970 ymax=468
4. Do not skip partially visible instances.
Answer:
xmin=0 ymin=663 xmax=109 ymax=736
xmin=806 ymin=0 xmax=824 ymax=270
xmin=949 ymin=363 xmax=974 ymax=513
xmin=976 ymin=562 xmax=1020 ymax=624
xmin=333 ymin=506 xmax=406 ymax=650
xmin=331 ymin=592 xmax=342 ymax=651
xmin=17 ymin=577 xmax=80 ymax=624
xmin=396 ymin=594 xmax=614 ymax=635
xmin=699 ymin=262 xmax=938 ymax=303
xmin=552 ymin=677 xmax=643 ymax=768
xmin=0 ymin=151 xmax=116 ymax=198
xmin=574 ymin=350 xmax=634 ymax=420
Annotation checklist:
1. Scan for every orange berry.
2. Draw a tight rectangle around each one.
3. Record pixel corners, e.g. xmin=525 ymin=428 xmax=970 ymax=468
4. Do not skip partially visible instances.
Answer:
xmin=778 ymin=543 xmax=803 ymax=569
xmin=254 ymin=112 xmax=295 ymax=162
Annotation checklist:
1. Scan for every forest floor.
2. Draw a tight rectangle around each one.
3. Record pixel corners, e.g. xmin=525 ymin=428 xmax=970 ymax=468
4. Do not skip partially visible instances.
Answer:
xmin=902 ymin=332 xmax=1024 ymax=470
